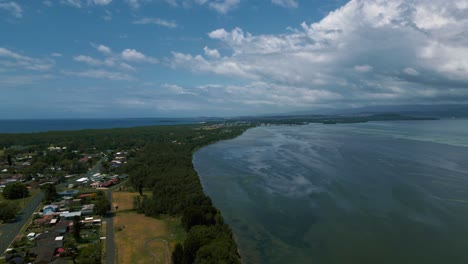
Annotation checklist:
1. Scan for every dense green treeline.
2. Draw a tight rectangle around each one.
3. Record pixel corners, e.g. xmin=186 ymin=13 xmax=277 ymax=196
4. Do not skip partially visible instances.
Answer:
xmin=0 ymin=124 xmax=248 ymax=151
xmin=120 ymin=125 xmax=249 ymax=263
xmin=124 ymin=142 xmax=242 ymax=263
xmin=0 ymin=126 xmax=168 ymax=150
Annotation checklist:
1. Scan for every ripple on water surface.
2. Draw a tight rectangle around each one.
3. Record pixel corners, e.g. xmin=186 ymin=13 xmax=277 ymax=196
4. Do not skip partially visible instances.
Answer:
xmin=194 ymin=120 xmax=468 ymax=264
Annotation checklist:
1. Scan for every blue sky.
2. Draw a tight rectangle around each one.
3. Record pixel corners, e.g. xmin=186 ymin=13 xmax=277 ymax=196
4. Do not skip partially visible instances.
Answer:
xmin=0 ymin=0 xmax=467 ymax=118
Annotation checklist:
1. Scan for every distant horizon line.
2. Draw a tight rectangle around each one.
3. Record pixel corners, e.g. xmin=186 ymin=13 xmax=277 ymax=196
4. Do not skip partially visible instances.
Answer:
xmin=0 ymin=117 xmax=227 ymax=121
xmin=2 ymin=103 xmax=468 ymax=121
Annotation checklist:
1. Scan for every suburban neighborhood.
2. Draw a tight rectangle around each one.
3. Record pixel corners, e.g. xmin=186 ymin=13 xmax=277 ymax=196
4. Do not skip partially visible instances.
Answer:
xmin=0 ymin=145 xmax=130 ymax=264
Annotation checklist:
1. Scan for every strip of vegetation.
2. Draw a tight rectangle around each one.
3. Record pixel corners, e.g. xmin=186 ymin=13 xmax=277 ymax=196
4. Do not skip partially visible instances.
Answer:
xmin=121 ymin=124 xmax=251 ymax=263
xmin=231 ymin=113 xmax=437 ymax=125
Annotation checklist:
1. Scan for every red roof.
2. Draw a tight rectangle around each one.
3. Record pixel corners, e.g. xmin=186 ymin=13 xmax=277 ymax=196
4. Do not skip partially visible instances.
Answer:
xmin=79 ymin=193 xmax=95 ymax=198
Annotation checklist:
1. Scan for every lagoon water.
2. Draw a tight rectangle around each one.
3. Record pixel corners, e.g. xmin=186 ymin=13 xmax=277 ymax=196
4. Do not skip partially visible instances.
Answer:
xmin=193 ymin=120 xmax=468 ymax=264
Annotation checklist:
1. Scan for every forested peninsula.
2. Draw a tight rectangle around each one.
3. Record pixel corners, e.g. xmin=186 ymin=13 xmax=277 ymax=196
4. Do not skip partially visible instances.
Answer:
xmin=0 ymin=123 xmax=252 ymax=263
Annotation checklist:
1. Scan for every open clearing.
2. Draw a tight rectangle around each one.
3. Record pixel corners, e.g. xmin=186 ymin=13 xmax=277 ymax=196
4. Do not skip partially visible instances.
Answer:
xmin=113 ymin=191 xmax=185 ymax=264
xmin=112 ymin=190 xmax=138 ymax=211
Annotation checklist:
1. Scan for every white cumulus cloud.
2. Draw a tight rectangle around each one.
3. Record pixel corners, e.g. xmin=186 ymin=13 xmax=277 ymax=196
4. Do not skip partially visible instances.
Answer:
xmin=97 ymin=44 xmax=112 ymax=55
xmin=121 ymin=49 xmax=158 ymax=64
xmin=74 ymin=52 xmax=136 ymax=71
xmin=170 ymin=0 xmax=468 ymax=108
xmin=203 ymin=46 xmax=221 ymax=59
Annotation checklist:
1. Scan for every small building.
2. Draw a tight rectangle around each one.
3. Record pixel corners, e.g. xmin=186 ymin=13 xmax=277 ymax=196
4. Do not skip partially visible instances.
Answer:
xmin=90 ymin=182 xmax=102 ymax=189
xmin=81 ymin=204 xmax=95 ymax=216
xmin=102 ymin=178 xmax=119 ymax=187
xmin=54 ymin=220 xmax=72 ymax=234
xmin=43 ymin=205 xmax=59 ymax=215
xmin=79 ymin=193 xmax=96 ymax=199
xmin=59 ymin=211 xmax=81 ymax=219
xmin=34 ymin=215 xmax=54 ymax=225
xmin=76 ymin=177 xmax=88 ymax=183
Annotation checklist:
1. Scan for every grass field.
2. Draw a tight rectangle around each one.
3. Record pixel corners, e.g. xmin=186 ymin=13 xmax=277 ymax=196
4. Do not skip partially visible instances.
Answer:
xmin=113 ymin=191 xmax=186 ymax=264
xmin=112 ymin=190 xmax=148 ymax=211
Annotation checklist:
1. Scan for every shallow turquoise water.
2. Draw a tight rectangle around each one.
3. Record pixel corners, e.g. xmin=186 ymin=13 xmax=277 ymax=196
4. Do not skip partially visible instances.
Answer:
xmin=193 ymin=120 xmax=468 ymax=264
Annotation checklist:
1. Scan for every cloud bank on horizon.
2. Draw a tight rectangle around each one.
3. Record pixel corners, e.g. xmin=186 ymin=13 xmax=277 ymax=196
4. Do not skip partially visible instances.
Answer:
xmin=0 ymin=0 xmax=467 ymax=118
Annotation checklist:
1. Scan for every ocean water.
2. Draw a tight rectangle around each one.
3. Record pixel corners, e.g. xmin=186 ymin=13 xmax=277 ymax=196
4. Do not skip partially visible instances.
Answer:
xmin=193 ymin=120 xmax=468 ymax=264
xmin=0 ymin=118 xmax=198 ymax=133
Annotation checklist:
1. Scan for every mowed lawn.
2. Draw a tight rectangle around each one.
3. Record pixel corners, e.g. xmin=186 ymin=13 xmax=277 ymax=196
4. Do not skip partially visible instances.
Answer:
xmin=113 ymin=191 xmax=186 ymax=264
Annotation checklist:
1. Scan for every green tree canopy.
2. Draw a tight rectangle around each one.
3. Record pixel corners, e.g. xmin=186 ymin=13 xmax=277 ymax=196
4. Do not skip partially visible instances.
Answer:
xmin=41 ymin=183 xmax=58 ymax=203
xmin=182 ymin=206 xmax=224 ymax=232
xmin=194 ymin=239 xmax=241 ymax=264
xmin=75 ymin=243 xmax=100 ymax=264
xmin=93 ymin=195 xmax=111 ymax=216
xmin=172 ymin=243 xmax=184 ymax=264
xmin=73 ymin=215 xmax=82 ymax=240
xmin=0 ymin=201 xmax=19 ymax=222
xmin=2 ymin=182 xmax=28 ymax=200
xmin=183 ymin=225 xmax=240 ymax=264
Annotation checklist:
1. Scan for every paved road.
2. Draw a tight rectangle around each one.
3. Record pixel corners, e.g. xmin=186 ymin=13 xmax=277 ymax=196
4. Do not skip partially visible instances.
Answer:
xmin=87 ymin=158 xmax=104 ymax=177
xmin=0 ymin=192 xmax=44 ymax=254
xmin=105 ymin=188 xmax=115 ymax=264
xmin=104 ymin=181 xmax=127 ymax=264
